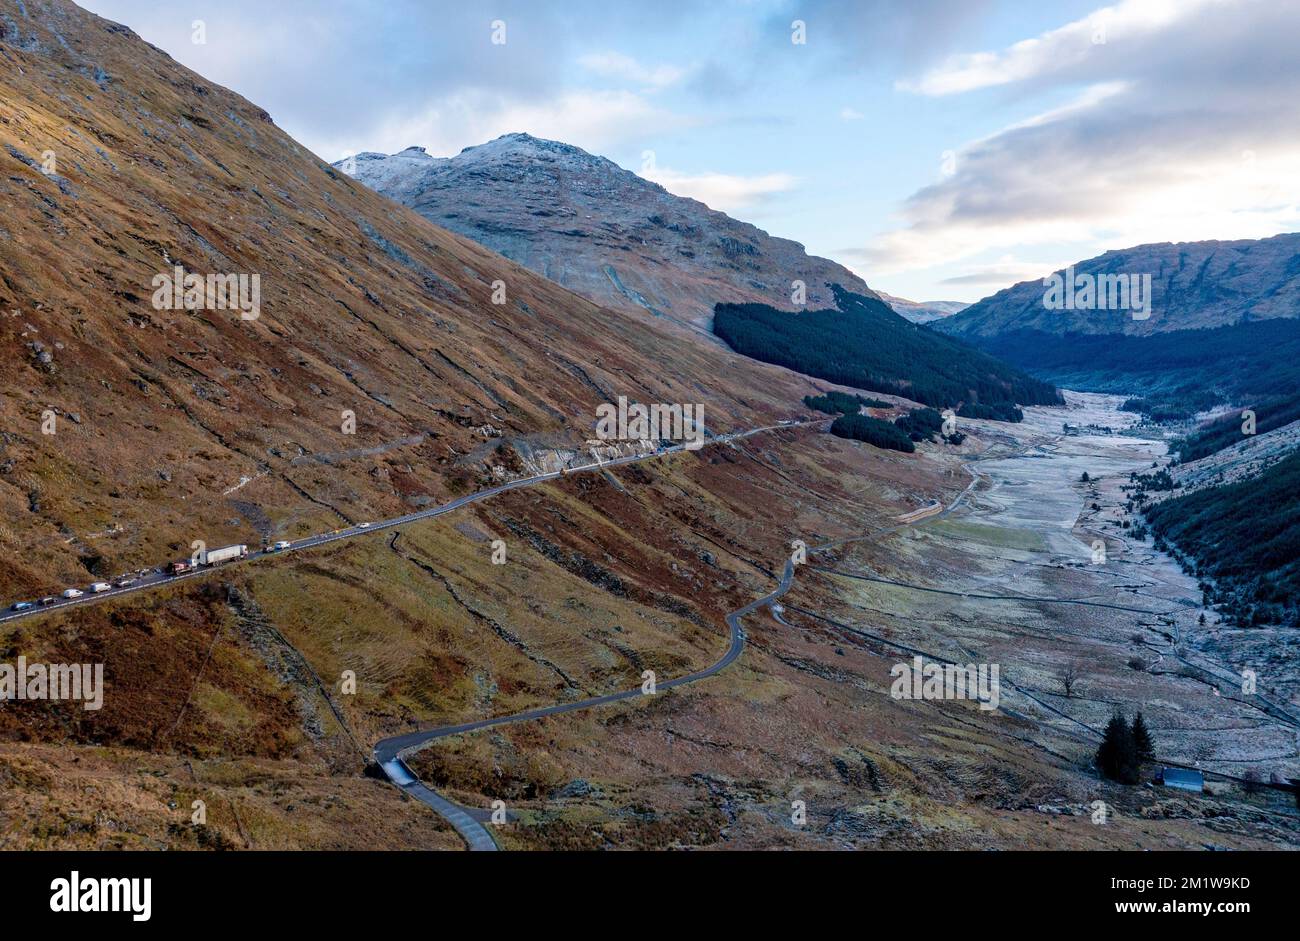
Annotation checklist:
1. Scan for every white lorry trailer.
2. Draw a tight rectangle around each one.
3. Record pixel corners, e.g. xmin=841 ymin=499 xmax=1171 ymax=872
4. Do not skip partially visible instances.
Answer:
xmin=205 ymin=544 xmax=249 ymax=566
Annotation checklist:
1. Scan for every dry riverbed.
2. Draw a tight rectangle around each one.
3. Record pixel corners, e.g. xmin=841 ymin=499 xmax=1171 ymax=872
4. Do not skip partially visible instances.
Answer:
xmin=804 ymin=391 xmax=1298 ymax=844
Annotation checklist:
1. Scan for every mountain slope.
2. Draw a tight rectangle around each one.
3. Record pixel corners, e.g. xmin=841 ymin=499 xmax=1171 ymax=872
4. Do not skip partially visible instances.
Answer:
xmin=340 ymin=136 xmax=878 ymax=332
xmin=4 ymin=0 xmax=1292 ymax=856
xmin=0 ymin=0 xmax=910 ymax=849
xmin=936 ymin=234 xmax=1300 ymax=423
xmin=971 ymin=319 xmax=1300 ymax=413
xmin=940 ymin=233 xmax=1300 ymax=339
xmin=1144 ymin=449 xmax=1300 ymax=628
xmin=0 ymin=0 xmax=825 ymax=595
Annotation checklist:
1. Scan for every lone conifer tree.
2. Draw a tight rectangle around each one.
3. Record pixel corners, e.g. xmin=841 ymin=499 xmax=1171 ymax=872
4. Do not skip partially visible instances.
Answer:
xmin=1096 ymin=711 xmax=1141 ymax=784
xmin=1131 ymin=712 xmax=1156 ymax=765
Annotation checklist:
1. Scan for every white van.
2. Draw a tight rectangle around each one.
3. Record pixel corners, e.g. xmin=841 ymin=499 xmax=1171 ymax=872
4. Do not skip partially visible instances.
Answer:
xmin=62 ymin=588 xmax=84 ymax=599
xmin=90 ymin=582 xmax=112 ymax=593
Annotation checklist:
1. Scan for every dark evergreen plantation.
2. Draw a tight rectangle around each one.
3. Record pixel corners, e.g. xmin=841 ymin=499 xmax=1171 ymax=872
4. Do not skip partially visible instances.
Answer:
xmin=714 ymin=286 xmax=1062 ymax=413
xmin=1143 ymin=451 xmax=1300 ymax=626
xmin=894 ymin=407 xmax=946 ymax=441
xmin=971 ymin=318 xmax=1300 ymax=424
xmin=958 ymin=401 xmax=1024 ymax=422
xmin=803 ymin=391 xmax=891 ymax=415
xmin=803 ymin=393 xmax=962 ymax=451
xmin=829 ymin=413 xmax=916 ymax=453
xmin=1175 ymin=395 xmax=1300 ymax=462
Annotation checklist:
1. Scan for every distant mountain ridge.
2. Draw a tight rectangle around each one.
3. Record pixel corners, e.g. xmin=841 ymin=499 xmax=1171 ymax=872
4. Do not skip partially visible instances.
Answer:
xmin=338 ymin=134 xmax=881 ymax=332
xmin=874 ymin=291 xmax=968 ymax=324
xmin=939 ymin=233 xmax=1300 ymax=339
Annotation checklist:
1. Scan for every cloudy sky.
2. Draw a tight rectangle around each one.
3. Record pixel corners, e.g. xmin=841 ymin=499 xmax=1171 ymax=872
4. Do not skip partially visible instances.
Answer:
xmin=82 ymin=0 xmax=1300 ymax=303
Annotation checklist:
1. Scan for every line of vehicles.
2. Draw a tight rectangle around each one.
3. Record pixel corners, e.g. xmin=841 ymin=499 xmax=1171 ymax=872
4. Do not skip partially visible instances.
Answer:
xmin=3 ymin=420 xmax=738 ymax=613
xmin=10 ymin=567 xmax=152 ymax=611
xmin=5 ymin=423 xmax=754 ymax=613
xmin=5 ymin=530 xmax=365 ymax=613
xmin=4 ymin=421 xmax=773 ymax=616
xmin=8 ymin=541 xmax=287 ymax=613
xmin=5 ymin=418 xmax=755 ymax=614
xmin=166 ymin=542 xmax=250 ymax=575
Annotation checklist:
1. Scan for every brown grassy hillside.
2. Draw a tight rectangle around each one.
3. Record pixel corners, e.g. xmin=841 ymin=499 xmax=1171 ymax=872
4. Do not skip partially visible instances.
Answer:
xmin=1 ymin=1 xmax=1289 ymax=853
xmin=0 ymin=0 xmax=822 ymax=600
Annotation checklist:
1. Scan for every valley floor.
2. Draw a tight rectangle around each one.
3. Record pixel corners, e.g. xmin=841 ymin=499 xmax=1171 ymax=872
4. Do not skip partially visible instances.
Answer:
xmin=405 ymin=391 xmax=1299 ymax=849
xmin=2 ymin=393 xmax=1296 ymax=850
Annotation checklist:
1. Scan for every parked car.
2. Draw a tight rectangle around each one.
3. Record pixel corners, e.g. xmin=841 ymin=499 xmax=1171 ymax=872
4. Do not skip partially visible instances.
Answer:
xmin=10 ymin=601 xmax=34 ymax=611
xmin=90 ymin=582 xmax=112 ymax=593
xmin=271 ymin=541 xmax=291 ymax=551
xmin=62 ymin=588 xmax=84 ymax=599
xmin=38 ymin=597 xmax=56 ymax=606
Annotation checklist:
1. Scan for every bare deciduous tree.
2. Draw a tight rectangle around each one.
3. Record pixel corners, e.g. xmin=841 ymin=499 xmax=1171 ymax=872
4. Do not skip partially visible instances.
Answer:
xmin=1058 ymin=660 xmax=1086 ymax=698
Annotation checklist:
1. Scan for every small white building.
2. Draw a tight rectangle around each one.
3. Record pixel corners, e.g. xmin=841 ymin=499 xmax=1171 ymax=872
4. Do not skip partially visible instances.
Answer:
xmin=1158 ymin=768 xmax=1204 ymax=793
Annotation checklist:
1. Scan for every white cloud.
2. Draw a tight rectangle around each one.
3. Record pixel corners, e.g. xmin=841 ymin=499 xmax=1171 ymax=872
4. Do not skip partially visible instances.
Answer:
xmin=578 ymin=51 xmax=688 ymax=89
xmin=900 ymin=0 xmax=1226 ymax=96
xmin=937 ymin=257 xmax=1066 ymax=288
xmin=317 ymin=89 xmax=694 ymax=166
xmin=866 ymin=0 xmax=1300 ymax=276
xmin=840 ymin=107 xmax=865 ymax=121
xmin=641 ymin=167 xmax=798 ymax=214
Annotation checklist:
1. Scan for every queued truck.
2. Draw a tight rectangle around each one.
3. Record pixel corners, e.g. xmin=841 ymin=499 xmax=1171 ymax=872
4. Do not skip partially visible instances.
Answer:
xmin=168 ymin=544 xmax=248 ymax=576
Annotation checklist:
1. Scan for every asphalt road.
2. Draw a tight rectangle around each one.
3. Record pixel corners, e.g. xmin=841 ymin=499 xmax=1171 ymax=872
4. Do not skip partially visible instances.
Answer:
xmin=372 ymin=527 xmax=801 ymax=850
xmin=0 ymin=420 xmax=822 ymax=625
xmin=372 ymin=448 xmax=984 ymax=852
xmin=0 ymin=417 xmax=821 ymax=852
xmin=380 ymin=427 xmax=1300 ymax=847
xmin=368 ymin=430 xmax=981 ymax=852
xmin=379 ymin=454 xmax=983 ymax=853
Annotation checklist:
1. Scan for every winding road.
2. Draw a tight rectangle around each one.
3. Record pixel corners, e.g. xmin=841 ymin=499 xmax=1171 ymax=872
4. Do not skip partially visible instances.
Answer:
xmin=375 ymin=559 xmax=797 ymax=851
xmin=0 ymin=417 xmax=824 ymax=852
xmin=0 ymin=420 xmax=822 ymax=627
xmin=375 ymin=421 xmax=1300 ymax=847
xmin=373 ymin=445 xmax=997 ymax=850
xmin=17 ymin=413 xmax=1267 ymax=849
